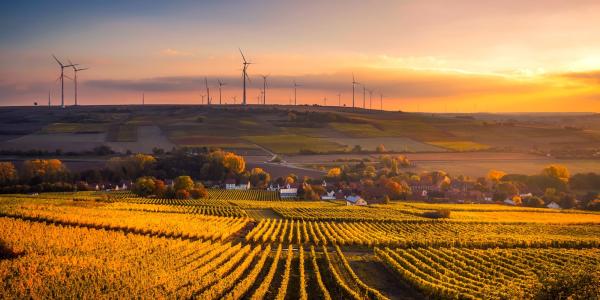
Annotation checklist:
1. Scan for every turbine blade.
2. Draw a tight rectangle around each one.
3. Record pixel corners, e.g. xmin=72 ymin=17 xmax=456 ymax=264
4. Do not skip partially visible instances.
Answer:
xmin=52 ymin=54 xmax=63 ymax=67
xmin=239 ymin=48 xmax=247 ymax=63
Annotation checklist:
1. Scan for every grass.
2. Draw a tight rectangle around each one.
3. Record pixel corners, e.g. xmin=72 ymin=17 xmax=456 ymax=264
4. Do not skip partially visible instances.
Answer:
xmin=243 ymin=134 xmax=347 ymax=154
xmin=427 ymin=141 xmax=491 ymax=151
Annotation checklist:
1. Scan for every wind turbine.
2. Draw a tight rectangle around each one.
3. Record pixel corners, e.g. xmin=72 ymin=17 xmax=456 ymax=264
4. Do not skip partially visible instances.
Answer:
xmin=48 ymin=90 xmax=51 ymax=107
xmin=52 ymin=55 xmax=76 ymax=108
xmin=352 ymin=74 xmax=360 ymax=109
xmin=239 ymin=49 xmax=252 ymax=105
xmin=260 ymin=74 xmax=269 ymax=105
xmin=204 ymin=77 xmax=211 ymax=105
xmin=217 ymin=79 xmax=226 ymax=105
xmin=380 ymin=93 xmax=384 ymax=111
xmin=368 ymin=89 xmax=373 ymax=110
xmin=69 ymin=60 xmax=88 ymax=106
xmin=362 ymin=85 xmax=367 ymax=109
xmin=293 ymin=80 xmax=302 ymax=105
xmin=201 ymin=94 xmax=206 ymax=105
xmin=337 ymin=93 xmax=342 ymax=107
xmin=142 ymin=92 xmax=145 ymax=105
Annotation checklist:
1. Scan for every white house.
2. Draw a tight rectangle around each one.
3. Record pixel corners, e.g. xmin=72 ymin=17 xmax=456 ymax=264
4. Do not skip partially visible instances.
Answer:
xmin=279 ymin=184 xmax=298 ymax=198
xmin=547 ymin=202 xmax=562 ymax=209
xmin=345 ymin=195 xmax=367 ymax=206
xmin=225 ymin=179 xmax=251 ymax=190
xmin=321 ymin=190 xmax=336 ymax=200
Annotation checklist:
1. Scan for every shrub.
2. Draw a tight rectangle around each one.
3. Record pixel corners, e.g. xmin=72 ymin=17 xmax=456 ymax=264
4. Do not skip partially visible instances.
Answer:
xmin=423 ymin=209 xmax=451 ymax=219
xmin=190 ymin=183 xmax=208 ymax=199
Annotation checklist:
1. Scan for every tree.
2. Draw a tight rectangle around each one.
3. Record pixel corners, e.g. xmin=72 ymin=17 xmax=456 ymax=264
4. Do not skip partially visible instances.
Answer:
xmin=222 ymin=152 xmax=245 ymax=174
xmin=542 ymin=164 xmax=570 ymax=183
xmin=487 ymin=169 xmax=507 ymax=182
xmin=0 ymin=162 xmax=17 ymax=185
xmin=524 ymin=196 xmax=545 ymax=207
xmin=249 ymin=168 xmax=271 ymax=188
xmin=381 ymin=178 xmax=411 ymax=200
xmin=376 ymin=144 xmax=386 ymax=153
xmin=190 ymin=182 xmax=208 ymax=199
xmin=107 ymin=154 xmax=156 ymax=180
xmin=153 ymin=179 xmax=166 ymax=197
xmin=22 ymin=159 xmax=68 ymax=183
xmin=132 ymin=177 xmax=156 ymax=197
xmin=173 ymin=176 xmax=194 ymax=191
xmin=560 ymin=193 xmax=577 ymax=209
xmin=326 ymin=167 xmax=341 ymax=179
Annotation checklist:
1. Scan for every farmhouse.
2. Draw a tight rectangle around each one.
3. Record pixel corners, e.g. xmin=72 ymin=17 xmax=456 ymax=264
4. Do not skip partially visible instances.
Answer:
xmin=225 ymin=179 xmax=250 ymax=190
xmin=321 ymin=190 xmax=336 ymax=200
xmin=346 ymin=195 xmax=367 ymax=206
xmin=279 ymin=183 xmax=298 ymax=198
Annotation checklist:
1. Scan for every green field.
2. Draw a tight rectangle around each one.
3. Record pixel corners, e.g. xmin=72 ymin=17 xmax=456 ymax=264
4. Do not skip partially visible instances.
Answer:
xmin=243 ymin=134 xmax=347 ymax=154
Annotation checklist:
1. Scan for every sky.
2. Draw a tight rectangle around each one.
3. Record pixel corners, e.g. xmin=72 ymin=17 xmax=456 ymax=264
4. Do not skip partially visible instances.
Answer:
xmin=1 ymin=0 xmax=600 ymax=112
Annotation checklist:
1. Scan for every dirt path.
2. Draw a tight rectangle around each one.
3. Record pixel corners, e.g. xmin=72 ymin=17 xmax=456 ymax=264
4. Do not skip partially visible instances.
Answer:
xmin=347 ymin=253 xmax=423 ymax=300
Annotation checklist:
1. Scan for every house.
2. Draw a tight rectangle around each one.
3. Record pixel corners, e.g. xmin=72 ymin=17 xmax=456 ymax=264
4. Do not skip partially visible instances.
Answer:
xmin=321 ymin=190 xmax=336 ymax=200
xmin=279 ymin=183 xmax=298 ymax=198
xmin=547 ymin=202 xmax=562 ymax=209
xmin=345 ymin=195 xmax=367 ymax=206
xmin=267 ymin=183 xmax=281 ymax=191
xmin=225 ymin=179 xmax=250 ymax=190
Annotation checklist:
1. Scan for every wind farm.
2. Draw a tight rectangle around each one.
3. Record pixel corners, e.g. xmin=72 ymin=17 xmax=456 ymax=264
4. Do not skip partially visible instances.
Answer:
xmin=2 ymin=1 xmax=600 ymax=300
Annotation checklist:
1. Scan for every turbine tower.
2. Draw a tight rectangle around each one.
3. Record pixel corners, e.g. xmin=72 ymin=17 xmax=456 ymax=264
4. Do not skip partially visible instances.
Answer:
xmin=260 ymin=74 xmax=269 ymax=105
xmin=352 ymin=74 xmax=360 ymax=109
xmin=368 ymin=89 xmax=373 ymax=110
xmin=69 ymin=60 xmax=88 ymax=106
xmin=48 ymin=90 xmax=51 ymax=107
xmin=293 ymin=80 xmax=302 ymax=105
xmin=52 ymin=55 xmax=76 ymax=108
xmin=337 ymin=93 xmax=342 ymax=107
xmin=239 ymin=49 xmax=252 ymax=105
xmin=204 ymin=77 xmax=211 ymax=105
xmin=380 ymin=93 xmax=384 ymax=111
xmin=362 ymin=85 xmax=366 ymax=109
xmin=217 ymin=79 xmax=226 ymax=105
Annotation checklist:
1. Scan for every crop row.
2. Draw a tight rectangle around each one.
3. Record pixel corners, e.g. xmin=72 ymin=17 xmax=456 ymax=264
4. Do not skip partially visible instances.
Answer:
xmin=375 ymin=246 xmax=600 ymax=299
xmin=245 ymin=218 xmax=600 ymax=248
xmin=1 ymin=217 xmax=385 ymax=299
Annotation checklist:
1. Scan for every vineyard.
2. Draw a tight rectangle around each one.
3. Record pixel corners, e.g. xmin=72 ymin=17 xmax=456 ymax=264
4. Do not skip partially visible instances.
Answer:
xmin=1 ymin=192 xmax=599 ymax=299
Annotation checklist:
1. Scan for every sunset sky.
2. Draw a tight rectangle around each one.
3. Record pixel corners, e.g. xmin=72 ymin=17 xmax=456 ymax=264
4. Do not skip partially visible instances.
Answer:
xmin=1 ymin=0 xmax=600 ymax=112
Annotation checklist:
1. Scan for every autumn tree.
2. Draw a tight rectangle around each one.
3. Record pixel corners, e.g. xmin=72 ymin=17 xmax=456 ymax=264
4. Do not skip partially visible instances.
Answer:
xmin=132 ymin=177 xmax=157 ymax=197
xmin=542 ymin=164 xmax=570 ymax=183
xmin=326 ymin=167 xmax=341 ymax=179
xmin=222 ymin=152 xmax=245 ymax=174
xmin=249 ymin=168 xmax=271 ymax=188
xmin=190 ymin=182 xmax=208 ymax=199
xmin=22 ymin=159 xmax=68 ymax=183
xmin=0 ymin=162 xmax=18 ymax=185
xmin=487 ymin=169 xmax=507 ymax=182
xmin=174 ymin=175 xmax=195 ymax=191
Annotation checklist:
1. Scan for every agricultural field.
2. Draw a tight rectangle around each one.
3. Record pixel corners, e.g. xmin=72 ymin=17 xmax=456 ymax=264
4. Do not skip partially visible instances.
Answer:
xmin=243 ymin=134 xmax=347 ymax=154
xmin=1 ymin=191 xmax=599 ymax=299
